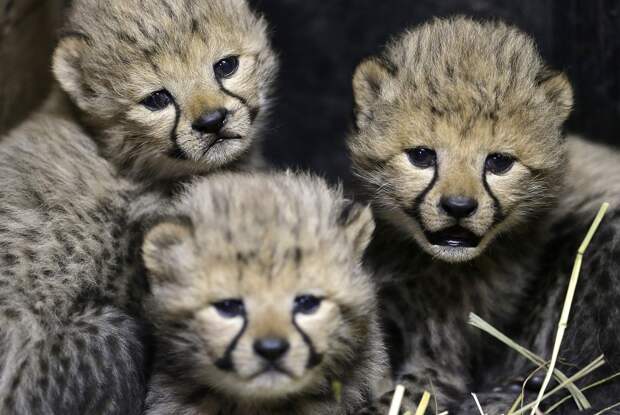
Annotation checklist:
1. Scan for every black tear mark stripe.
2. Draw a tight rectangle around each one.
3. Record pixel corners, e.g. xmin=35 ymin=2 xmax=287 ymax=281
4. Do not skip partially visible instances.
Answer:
xmin=405 ymin=167 xmax=439 ymax=230
xmin=214 ymin=316 xmax=248 ymax=371
xmin=166 ymin=97 xmax=188 ymax=160
xmin=216 ymin=79 xmax=260 ymax=123
xmin=292 ymin=316 xmax=323 ymax=369
xmin=482 ymin=172 xmax=505 ymax=225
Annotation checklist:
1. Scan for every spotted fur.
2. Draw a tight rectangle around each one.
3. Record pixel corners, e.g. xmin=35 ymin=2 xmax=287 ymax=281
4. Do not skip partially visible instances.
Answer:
xmin=0 ymin=0 xmax=277 ymax=413
xmin=142 ymin=172 xmax=386 ymax=415
xmin=348 ymin=17 xmax=620 ymax=413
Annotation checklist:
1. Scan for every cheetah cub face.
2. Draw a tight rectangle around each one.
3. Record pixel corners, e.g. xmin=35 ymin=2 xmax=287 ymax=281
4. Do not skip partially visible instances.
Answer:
xmin=349 ymin=18 xmax=573 ymax=263
xmin=143 ymin=173 xmax=381 ymax=404
xmin=53 ymin=0 xmax=277 ymax=180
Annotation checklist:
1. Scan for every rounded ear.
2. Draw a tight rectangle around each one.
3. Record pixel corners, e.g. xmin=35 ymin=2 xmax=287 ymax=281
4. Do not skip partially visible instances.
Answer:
xmin=536 ymin=68 xmax=574 ymax=123
xmin=52 ymin=36 xmax=91 ymax=110
xmin=142 ymin=220 xmax=194 ymax=284
xmin=338 ymin=200 xmax=375 ymax=258
xmin=352 ymin=57 xmax=395 ymax=128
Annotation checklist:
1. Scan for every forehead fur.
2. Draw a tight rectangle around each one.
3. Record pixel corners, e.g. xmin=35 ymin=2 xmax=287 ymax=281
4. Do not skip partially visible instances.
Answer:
xmin=62 ymin=0 xmax=268 ymax=94
xmin=352 ymin=17 xmax=571 ymax=173
xmin=65 ymin=0 xmax=265 ymax=47
xmin=144 ymin=172 xmax=375 ymax=312
xmin=176 ymin=172 xmax=349 ymax=256
xmin=385 ymin=17 xmax=548 ymax=114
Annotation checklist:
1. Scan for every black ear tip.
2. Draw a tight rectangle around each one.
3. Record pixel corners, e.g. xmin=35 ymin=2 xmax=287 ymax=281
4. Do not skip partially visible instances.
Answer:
xmin=338 ymin=199 xmax=355 ymax=225
xmin=338 ymin=199 xmax=367 ymax=227
xmin=58 ymin=30 xmax=91 ymax=42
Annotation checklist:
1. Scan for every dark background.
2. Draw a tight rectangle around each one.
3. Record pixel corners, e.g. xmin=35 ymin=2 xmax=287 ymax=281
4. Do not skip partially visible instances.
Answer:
xmin=249 ymin=0 xmax=620 ymax=185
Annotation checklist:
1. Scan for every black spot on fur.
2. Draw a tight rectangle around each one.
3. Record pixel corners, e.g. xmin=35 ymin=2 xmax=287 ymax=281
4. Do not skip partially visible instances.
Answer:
xmin=3 ymin=396 xmax=14 ymax=410
xmin=184 ymin=386 xmax=212 ymax=406
xmin=4 ymin=308 xmax=20 ymax=320
xmin=39 ymin=356 xmax=50 ymax=375
xmin=50 ymin=343 xmax=62 ymax=358
xmin=38 ymin=376 xmax=50 ymax=391
xmin=3 ymin=253 xmax=18 ymax=266
xmin=116 ymin=31 xmax=138 ymax=45
xmin=249 ymin=107 xmax=260 ymax=123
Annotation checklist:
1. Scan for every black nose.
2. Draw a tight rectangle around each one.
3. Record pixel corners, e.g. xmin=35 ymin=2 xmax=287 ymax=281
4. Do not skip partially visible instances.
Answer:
xmin=440 ymin=196 xmax=478 ymax=219
xmin=253 ymin=337 xmax=290 ymax=361
xmin=192 ymin=108 xmax=227 ymax=134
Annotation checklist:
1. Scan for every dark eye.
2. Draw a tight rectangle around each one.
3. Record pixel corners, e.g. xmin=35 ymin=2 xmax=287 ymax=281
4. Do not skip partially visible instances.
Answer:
xmin=485 ymin=153 xmax=516 ymax=175
xmin=406 ymin=147 xmax=437 ymax=168
xmin=293 ymin=295 xmax=322 ymax=315
xmin=141 ymin=89 xmax=173 ymax=111
xmin=213 ymin=299 xmax=245 ymax=318
xmin=214 ymin=56 xmax=239 ymax=79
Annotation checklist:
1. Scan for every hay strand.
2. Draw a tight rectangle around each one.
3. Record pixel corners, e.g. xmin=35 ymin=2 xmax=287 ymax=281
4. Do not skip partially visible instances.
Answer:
xmin=594 ymin=402 xmax=620 ymax=415
xmin=507 ymin=364 xmax=548 ymax=415
xmin=545 ymin=371 xmax=620 ymax=413
xmin=471 ymin=393 xmax=486 ymax=415
xmin=389 ymin=385 xmax=406 ymax=415
xmin=529 ymin=202 xmax=610 ymax=415
xmin=414 ymin=391 xmax=431 ymax=415
xmin=511 ymin=355 xmax=605 ymax=415
xmin=469 ymin=313 xmax=588 ymax=409
xmin=331 ymin=380 xmax=342 ymax=403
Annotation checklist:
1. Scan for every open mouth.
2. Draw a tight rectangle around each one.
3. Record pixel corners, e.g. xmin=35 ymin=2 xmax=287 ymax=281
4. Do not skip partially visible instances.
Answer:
xmin=425 ymin=226 xmax=481 ymax=248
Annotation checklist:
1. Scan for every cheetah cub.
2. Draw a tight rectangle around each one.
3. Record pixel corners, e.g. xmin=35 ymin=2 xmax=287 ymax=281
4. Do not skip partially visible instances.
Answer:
xmin=53 ymin=0 xmax=278 ymax=179
xmin=0 ymin=0 xmax=276 ymax=413
xmin=349 ymin=17 xmax=620 ymax=413
xmin=142 ymin=173 xmax=386 ymax=415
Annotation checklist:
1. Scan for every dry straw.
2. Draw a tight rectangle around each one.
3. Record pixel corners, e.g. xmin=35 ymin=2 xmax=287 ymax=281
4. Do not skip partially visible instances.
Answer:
xmin=331 ymin=380 xmax=343 ymax=404
xmin=414 ymin=391 xmax=431 ymax=415
xmin=528 ymin=202 xmax=609 ymax=414
xmin=378 ymin=203 xmax=615 ymax=415
xmin=468 ymin=313 xmax=589 ymax=409
xmin=469 ymin=202 xmax=613 ymax=415
xmin=471 ymin=393 xmax=485 ymax=415
xmin=388 ymin=385 xmax=406 ymax=415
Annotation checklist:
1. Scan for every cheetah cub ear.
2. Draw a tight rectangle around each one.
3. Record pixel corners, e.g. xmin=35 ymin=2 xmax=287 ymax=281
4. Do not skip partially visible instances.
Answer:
xmin=142 ymin=218 xmax=194 ymax=285
xmin=536 ymin=67 xmax=574 ymax=123
xmin=339 ymin=200 xmax=375 ymax=257
xmin=53 ymin=36 xmax=92 ymax=111
xmin=352 ymin=57 xmax=396 ymax=128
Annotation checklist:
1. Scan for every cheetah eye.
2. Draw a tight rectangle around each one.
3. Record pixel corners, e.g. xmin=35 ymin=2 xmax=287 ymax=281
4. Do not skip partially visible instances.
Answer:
xmin=214 ymin=56 xmax=239 ymax=79
xmin=141 ymin=89 xmax=173 ymax=111
xmin=485 ymin=153 xmax=516 ymax=175
xmin=293 ymin=295 xmax=322 ymax=315
xmin=406 ymin=147 xmax=437 ymax=169
xmin=213 ymin=299 xmax=245 ymax=318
